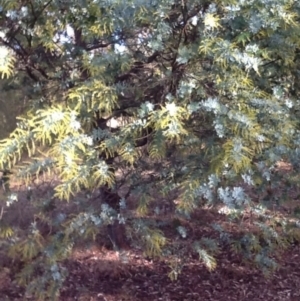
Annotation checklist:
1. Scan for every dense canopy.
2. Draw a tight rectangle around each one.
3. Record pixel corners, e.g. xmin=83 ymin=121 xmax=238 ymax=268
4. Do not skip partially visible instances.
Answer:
xmin=1 ymin=0 xmax=300 ymax=299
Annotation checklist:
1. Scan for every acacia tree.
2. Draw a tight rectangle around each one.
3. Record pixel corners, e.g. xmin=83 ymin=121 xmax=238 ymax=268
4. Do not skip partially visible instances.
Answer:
xmin=1 ymin=0 xmax=300 ymax=298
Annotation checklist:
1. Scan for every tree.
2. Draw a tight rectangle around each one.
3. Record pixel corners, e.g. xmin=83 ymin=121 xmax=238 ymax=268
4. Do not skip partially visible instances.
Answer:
xmin=1 ymin=0 xmax=300 ymax=298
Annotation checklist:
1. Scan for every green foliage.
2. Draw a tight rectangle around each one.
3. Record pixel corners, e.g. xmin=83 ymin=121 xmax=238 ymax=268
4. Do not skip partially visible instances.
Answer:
xmin=0 ymin=46 xmax=15 ymax=79
xmin=0 ymin=0 xmax=300 ymax=298
xmin=193 ymin=237 xmax=219 ymax=271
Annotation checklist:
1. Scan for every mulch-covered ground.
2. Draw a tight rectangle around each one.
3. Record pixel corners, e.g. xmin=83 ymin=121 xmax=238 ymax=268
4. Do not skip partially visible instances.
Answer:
xmin=2 ymin=242 xmax=299 ymax=301
xmin=59 ymin=244 xmax=300 ymax=301
xmin=1 ymin=168 xmax=300 ymax=301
